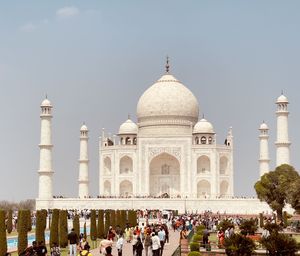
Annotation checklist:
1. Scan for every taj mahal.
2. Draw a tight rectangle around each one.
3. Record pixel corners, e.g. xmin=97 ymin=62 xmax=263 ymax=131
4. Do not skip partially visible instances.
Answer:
xmin=36 ymin=62 xmax=293 ymax=214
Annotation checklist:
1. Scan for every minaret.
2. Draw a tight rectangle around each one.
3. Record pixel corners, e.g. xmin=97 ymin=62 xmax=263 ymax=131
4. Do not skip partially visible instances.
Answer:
xmin=259 ymin=122 xmax=270 ymax=176
xmin=78 ymin=123 xmax=89 ymax=198
xmin=275 ymin=93 xmax=291 ymax=166
xmin=38 ymin=97 xmax=54 ymax=199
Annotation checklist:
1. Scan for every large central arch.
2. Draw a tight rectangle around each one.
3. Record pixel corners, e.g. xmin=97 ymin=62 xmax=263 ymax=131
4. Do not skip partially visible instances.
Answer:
xmin=149 ymin=153 xmax=180 ymax=197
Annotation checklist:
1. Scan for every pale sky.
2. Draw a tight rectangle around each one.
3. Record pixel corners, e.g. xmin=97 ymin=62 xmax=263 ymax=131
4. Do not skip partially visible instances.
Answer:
xmin=1 ymin=1 xmax=300 ymax=201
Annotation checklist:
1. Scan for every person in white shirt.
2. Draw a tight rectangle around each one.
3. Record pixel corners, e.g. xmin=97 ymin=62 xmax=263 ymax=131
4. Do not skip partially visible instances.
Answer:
xmin=151 ymin=232 xmax=161 ymax=256
xmin=157 ymin=228 xmax=166 ymax=256
xmin=116 ymin=232 xmax=124 ymax=256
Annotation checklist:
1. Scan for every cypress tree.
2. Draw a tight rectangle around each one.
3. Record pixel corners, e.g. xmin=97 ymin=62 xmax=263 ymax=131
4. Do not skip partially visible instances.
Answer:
xmin=104 ymin=210 xmax=111 ymax=235
xmin=0 ymin=210 xmax=7 ymax=256
xmin=121 ymin=210 xmax=127 ymax=230
xmin=18 ymin=210 xmax=28 ymax=255
xmin=59 ymin=210 xmax=68 ymax=248
xmin=90 ymin=210 xmax=97 ymax=241
xmin=26 ymin=210 xmax=32 ymax=232
xmin=116 ymin=210 xmax=121 ymax=227
xmin=259 ymin=213 xmax=264 ymax=228
xmin=73 ymin=214 xmax=80 ymax=238
xmin=6 ymin=210 xmax=13 ymax=234
xmin=50 ymin=209 xmax=59 ymax=246
xmin=83 ymin=222 xmax=87 ymax=239
xmin=97 ymin=210 xmax=104 ymax=239
xmin=128 ymin=210 xmax=137 ymax=227
xmin=36 ymin=209 xmax=47 ymax=244
xmin=110 ymin=210 xmax=116 ymax=229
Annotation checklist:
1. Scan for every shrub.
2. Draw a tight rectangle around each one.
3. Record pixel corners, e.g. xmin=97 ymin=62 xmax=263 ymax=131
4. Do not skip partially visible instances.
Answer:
xmin=224 ymin=233 xmax=256 ymax=256
xmin=6 ymin=210 xmax=13 ymax=234
xmin=192 ymin=234 xmax=203 ymax=243
xmin=260 ymin=232 xmax=299 ymax=255
xmin=18 ymin=210 xmax=28 ymax=254
xmin=195 ymin=225 xmax=206 ymax=233
xmin=73 ymin=214 xmax=80 ymax=238
xmin=90 ymin=210 xmax=97 ymax=241
xmin=50 ymin=209 xmax=59 ymax=247
xmin=36 ymin=209 xmax=47 ymax=244
xmin=190 ymin=242 xmax=200 ymax=252
xmin=97 ymin=210 xmax=104 ymax=239
xmin=59 ymin=210 xmax=68 ymax=248
xmin=0 ymin=210 xmax=7 ymax=255
xmin=239 ymin=218 xmax=258 ymax=235
xmin=217 ymin=219 xmax=234 ymax=231
xmin=188 ymin=252 xmax=201 ymax=256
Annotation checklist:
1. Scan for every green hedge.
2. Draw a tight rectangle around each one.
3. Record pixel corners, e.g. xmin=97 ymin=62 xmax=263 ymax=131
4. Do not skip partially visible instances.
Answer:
xmin=36 ymin=209 xmax=47 ymax=244
xmin=192 ymin=234 xmax=202 ymax=243
xmin=90 ymin=210 xmax=97 ymax=241
xmin=59 ymin=210 xmax=68 ymax=248
xmin=6 ymin=210 xmax=13 ymax=234
xmin=73 ymin=214 xmax=80 ymax=237
xmin=0 ymin=210 xmax=7 ymax=255
xmin=97 ymin=210 xmax=104 ymax=239
xmin=18 ymin=210 xmax=28 ymax=254
xmin=50 ymin=209 xmax=59 ymax=246
xmin=104 ymin=210 xmax=111 ymax=235
xmin=190 ymin=242 xmax=200 ymax=252
xmin=188 ymin=252 xmax=201 ymax=256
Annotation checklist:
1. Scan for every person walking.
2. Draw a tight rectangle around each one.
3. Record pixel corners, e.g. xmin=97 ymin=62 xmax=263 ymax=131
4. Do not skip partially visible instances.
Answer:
xmin=157 ymin=227 xmax=166 ymax=256
xmin=144 ymin=232 xmax=152 ymax=256
xmin=116 ymin=232 xmax=124 ymax=256
xmin=151 ymin=232 xmax=161 ymax=256
xmin=68 ymin=228 xmax=78 ymax=256
xmin=135 ymin=237 xmax=144 ymax=256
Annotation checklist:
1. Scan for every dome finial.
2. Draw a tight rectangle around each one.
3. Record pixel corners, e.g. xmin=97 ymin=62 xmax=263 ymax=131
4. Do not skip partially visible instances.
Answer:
xmin=165 ymin=55 xmax=170 ymax=73
xmin=45 ymin=93 xmax=48 ymax=99
xmin=128 ymin=113 xmax=131 ymax=120
xmin=281 ymin=90 xmax=284 ymax=95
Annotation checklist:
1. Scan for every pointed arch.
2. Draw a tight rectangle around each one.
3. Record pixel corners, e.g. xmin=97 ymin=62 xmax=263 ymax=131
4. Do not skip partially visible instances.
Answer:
xmin=197 ymin=155 xmax=210 ymax=174
xmin=197 ymin=180 xmax=211 ymax=197
xmin=220 ymin=180 xmax=229 ymax=196
xmin=104 ymin=180 xmax=111 ymax=196
xmin=104 ymin=157 xmax=111 ymax=174
xmin=120 ymin=156 xmax=133 ymax=174
xmin=119 ymin=180 xmax=133 ymax=196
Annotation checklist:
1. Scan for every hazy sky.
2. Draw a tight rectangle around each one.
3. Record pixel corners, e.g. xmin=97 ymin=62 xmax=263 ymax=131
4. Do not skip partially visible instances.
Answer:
xmin=1 ymin=1 xmax=300 ymax=201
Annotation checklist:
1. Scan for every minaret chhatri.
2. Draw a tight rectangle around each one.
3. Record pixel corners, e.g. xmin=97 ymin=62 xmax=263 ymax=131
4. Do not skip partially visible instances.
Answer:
xmin=259 ymin=122 xmax=270 ymax=176
xmin=38 ymin=97 xmax=54 ymax=199
xmin=78 ymin=123 xmax=89 ymax=198
xmin=275 ymin=93 xmax=291 ymax=166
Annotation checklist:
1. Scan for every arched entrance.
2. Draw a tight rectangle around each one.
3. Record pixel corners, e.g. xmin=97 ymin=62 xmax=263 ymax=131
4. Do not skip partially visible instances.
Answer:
xmin=197 ymin=180 xmax=211 ymax=198
xmin=103 ymin=180 xmax=111 ymax=196
xmin=149 ymin=153 xmax=180 ymax=197
xmin=220 ymin=180 xmax=229 ymax=196
xmin=119 ymin=180 xmax=133 ymax=197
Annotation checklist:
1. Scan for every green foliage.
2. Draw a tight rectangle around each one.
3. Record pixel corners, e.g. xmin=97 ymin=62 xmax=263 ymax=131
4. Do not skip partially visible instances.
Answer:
xmin=192 ymin=234 xmax=203 ymax=243
xmin=73 ymin=214 xmax=80 ymax=237
xmin=195 ymin=224 xmax=205 ymax=234
xmin=104 ymin=210 xmax=111 ymax=235
xmin=97 ymin=210 xmax=104 ymax=239
xmin=59 ymin=210 xmax=68 ymax=248
xmin=260 ymin=232 xmax=299 ymax=255
xmin=6 ymin=210 xmax=13 ymax=234
xmin=187 ymin=252 xmax=201 ymax=256
xmin=121 ymin=210 xmax=127 ymax=229
xmin=264 ymin=222 xmax=282 ymax=234
xmin=283 ymin=211 xmax=288 ymax=228
xmin=50 ymin=209 xmax=59 ymax=247
xmin=239 ymin=219 xmax=258 ymax=235
xmin=189 ymin=242 xmax=200 ymax=252
xmin=35 ymin=209 xmax=47 ymax=244
xmin=259 ymin=213 xmax=264 ymax=228
xmin=18 ymin=210 xmax=28 ymax=255
xmin=287 ymin=176 xmax=300 ymax=214
xmin=25 ymin=210 xmax=32 ymax=232
xmin=254 ymin=164 xmax=300 ymax=221
xmin=83 ymin=222 xmax=87 ymax=239
xmin=110 ymin=210 xmax=116 ymax=228
xmin=0 ymin=210 xmax=7 ymax=256
xmin=224 ymin=233 xmax=256 ymax=256
xmin=90 ymin=210 xmax=97 ymax=241
xmin=217 ymin=219 xmax=234 ymax=231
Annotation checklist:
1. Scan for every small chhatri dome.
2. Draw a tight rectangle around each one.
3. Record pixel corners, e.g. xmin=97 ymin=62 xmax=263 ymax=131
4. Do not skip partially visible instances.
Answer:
xmin=41 ymin=98 xmax=52 ymax=107
xmin=259 ymin=122 xmax=269 ymax=130
xmin=193 ymin=118 xmax=215 ymax=134
xmin=118 ymin=118 xmax=138 ymax=135
xmin=276 ymin=94 xmax=288 ymax=103
xmin=80 ymin=124 xmax=88 ymax=131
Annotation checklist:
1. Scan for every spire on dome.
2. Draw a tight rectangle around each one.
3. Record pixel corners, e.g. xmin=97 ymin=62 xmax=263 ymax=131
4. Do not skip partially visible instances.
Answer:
xmin=165 ymin=55 xmax=170 ymax=73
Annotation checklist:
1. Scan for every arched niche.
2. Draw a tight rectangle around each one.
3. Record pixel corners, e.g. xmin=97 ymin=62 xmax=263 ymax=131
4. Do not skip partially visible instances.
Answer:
xmin=220 ymin=180 xmax=229 ymax=196
xmin=104 ymin=157 xmax=111 ymax=174
xmin=104 ymin=180 xmax=111 ymax=196
xmin=220 ymin=156 xmax=228 ymax=175
xmin=120 ymin=156 xmax=133 ymax=174
xmin=149 ymin=153 xmax=180 ymax=197
xmin=197 ymin=155 xmax=210 ymax=174
xmin=119 ymin=180 xmax=133 ymax=196
xmin=197 ymin=180 xmax=211 ymax=197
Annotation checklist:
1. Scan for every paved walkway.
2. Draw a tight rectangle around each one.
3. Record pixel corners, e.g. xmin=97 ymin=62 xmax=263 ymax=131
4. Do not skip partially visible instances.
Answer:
xmin=91 ymin=230 xmax=180 ymax=256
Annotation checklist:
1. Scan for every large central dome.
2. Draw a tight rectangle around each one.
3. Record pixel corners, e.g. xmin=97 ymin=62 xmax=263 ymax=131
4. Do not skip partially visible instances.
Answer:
xmin=137 ymin=73 xmax=199 ymax=132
